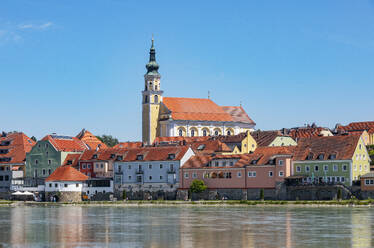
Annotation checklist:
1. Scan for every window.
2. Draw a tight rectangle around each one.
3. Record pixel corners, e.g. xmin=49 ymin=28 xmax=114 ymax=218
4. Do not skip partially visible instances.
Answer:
xmin=279 ymin=171 xmax=284 ymax=177
xmin=82 ymin=164 xmax=86 ymax=169
xmin=237 ymin=172 xmax=242 ymax=178
xmin=192 ymin=172 xmax=197 ymax=178
xmin=343 ymin=165 xmax=348 ymax=171
xmin=4 ymin=175 xmax=9 ymax=181
xmin=160 ymin=164 xmax=163 ymax=169
xmin=149 ymin=176 xmax=152 ymax=180
xmin=191 ymin=129 xmax=195 ymax=137
xmin=149 ymin=164 xmax=152 ymax=169
xmin=314 ymin=165 xmax=319 ymax=172
xmin=129 ymin=165 xmax=132 ymax=170
xmin=170 ymin=164 xmax=174 ymax=171
xmin=324 ymin=165 xmax=328 ymax=172
xmin=365 ymin=179 xmax=374 ymax=185
xmin=101 ymin=164 xmax=104 ymax=168
xmin=144 ymin=95 xmax=148 ymax=103
xmin=154 ymin=95 xmax=159 ymax=103
xmin=49 ymin=183 xmax=52 ymax=187
xmin=365 ymin=165 xmax=368 ymax=171
xmin=64 ymin=184 xmax=68 ymax=188
xmin=359 ymin=144 xmax=362 ymax=150
xmin=160 ymin=176 xmax=163 ymax=180
xmin=222 ymin=162 xmax=227 ymax=167
xmin=48 ymin=160 xmax=51 ymax=165
xmin=278 ymin=160 xmax=284 ymax=166
xmin=87 ymin=164 xmax=90 ymax=169
xmin=34 ymin=169 xmax=37 ymax=177
xmin=227 ymin=130 xmax=231 ymax=136
xmin=35 ymin=160 xmax=38 ymax=165
xmin=0 ymin=176 xmax=3 ymax=181
xmin=179 ymin=129 xmax=183 ymax=137
xmin=42 ymin=169 xmax=46 ymax=176
xmin=215 ymin=162 xmax=219 ymax=167
xmin=118 ymin=165 xmax=122 ymax=173
xmin=360 ymin=165 xmax=362 ymax=171
xmin=269 ymin=171 xmax=273 ymax=177
xmin=248 ymin=171 xmax=256 ymax=177
xmin=214 ymin=131 xmax=219 ymax=136
xmin=306 ymin=166 xmax=310 ymax=172
xmin=333 ymin=164 xmax=338 ymax=172
xmin=129 ymin=176 xmax=132 ymax=180
xmin=55 ymin=183 xmax=58 ymax=187
xmin=354 ymin=164 xmax=357 ymax=171
xmin=296 ymin=166 xmax=301 ymax=172
xmin=203 ymin=130 xmax=207 ymax=136
xmin=76 ymin=184 xmax=79 ymax=188
xmin=96 ymin=164 xmax=99 ymax=169
xmin=184 ymin=173 xmax=189 ymax=178
xmin=229 ymin=161 xmax=234 ymax=166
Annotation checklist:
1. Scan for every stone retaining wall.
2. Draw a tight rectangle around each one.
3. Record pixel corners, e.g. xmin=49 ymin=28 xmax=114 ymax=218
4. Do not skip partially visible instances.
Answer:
xmin=46 ymin=191 xmax=82 ymax=202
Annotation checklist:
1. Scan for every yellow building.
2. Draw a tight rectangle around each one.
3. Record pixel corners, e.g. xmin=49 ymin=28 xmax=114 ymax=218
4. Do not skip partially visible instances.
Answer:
xmin=142 ymin=39 xmax=256 ymax=145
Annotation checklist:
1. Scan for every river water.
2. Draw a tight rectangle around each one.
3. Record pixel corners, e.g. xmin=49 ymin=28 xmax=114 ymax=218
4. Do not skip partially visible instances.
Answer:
xmin=0 ymin=205 xmax=373 ymax=247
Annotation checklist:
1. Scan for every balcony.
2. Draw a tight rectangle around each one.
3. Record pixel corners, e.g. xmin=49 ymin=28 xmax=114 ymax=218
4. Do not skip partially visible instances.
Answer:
xmin=167 ymin=169 xmax=176 ymax=174
xmin=136 ymin=169 xmax=144 ymax=174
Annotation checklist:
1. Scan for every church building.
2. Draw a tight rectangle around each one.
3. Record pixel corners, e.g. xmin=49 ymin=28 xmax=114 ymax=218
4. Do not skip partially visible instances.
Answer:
xmin=142 ymin=38 xmax=256 ymax=145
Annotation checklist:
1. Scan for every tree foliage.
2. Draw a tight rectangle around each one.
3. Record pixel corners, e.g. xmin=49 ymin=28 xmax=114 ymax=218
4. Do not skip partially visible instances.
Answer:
xmin=189 ymin=179 xmax=207 ymax=193
xmin=96 ymin=135 xmax=119 ymax=147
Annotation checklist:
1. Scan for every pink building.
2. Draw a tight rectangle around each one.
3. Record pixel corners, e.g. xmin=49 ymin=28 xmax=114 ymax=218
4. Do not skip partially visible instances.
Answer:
xmin=180 ymin=146 xmax=294 ymax=190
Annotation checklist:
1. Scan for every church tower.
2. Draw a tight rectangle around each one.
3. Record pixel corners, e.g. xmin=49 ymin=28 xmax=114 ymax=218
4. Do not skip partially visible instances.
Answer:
xmin=142 ymin=37 xmax=163 ymax=145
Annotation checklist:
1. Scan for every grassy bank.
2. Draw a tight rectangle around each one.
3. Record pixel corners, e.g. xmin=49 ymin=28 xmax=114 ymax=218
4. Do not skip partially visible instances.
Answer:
xmin=2 ymin=199 xmax=374 ymax=206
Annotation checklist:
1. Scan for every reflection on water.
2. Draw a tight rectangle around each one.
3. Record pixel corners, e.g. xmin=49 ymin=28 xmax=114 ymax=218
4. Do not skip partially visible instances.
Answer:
xmin=0 ymin=206 xmax=373 ymax=247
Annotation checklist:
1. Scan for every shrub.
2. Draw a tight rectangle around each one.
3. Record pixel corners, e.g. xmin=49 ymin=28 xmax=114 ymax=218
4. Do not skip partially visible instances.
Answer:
xmin=260 ymin=189 xmax=264 ymax=201
xmin=337 ymin=188 xmax=342 ymax=200
xmin=189 ymin=179 xmax=207 ymax=193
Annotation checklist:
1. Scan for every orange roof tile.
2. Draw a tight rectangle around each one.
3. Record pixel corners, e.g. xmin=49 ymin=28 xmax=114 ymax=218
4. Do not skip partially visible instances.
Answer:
xmin=337 ymin=121 xmax=374 ymax=134
xmin=221 ymin=106 xmax=255 ymax=125
xmin=251 ymin=130 xmax=284 ymax=147
xmin=46 ymin=165 xmax=88 ymax=182
xmin=76 ymin=129 xmax=107 ymax=150
xmin=0 ymin=132 xmax=36 ymax=165
xmin=113 ymin=142 xmax=143 ymax=149
xmin=62 ymin=153 xmax=82 ymax=167
xmin=42 ymin=135 xmax=88 ymax=152
xmin=293 ymin=136 xmax=360 ymax=161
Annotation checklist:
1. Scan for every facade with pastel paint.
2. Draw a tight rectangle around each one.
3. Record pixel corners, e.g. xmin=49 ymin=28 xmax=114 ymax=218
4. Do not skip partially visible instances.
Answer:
xmin=292 ymin=135 xmax=370 ymax=186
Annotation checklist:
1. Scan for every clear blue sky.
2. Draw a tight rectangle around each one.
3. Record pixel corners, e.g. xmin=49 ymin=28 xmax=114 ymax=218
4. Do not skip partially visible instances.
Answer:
xmin=1 ymin=0 xmax=374 ymax=141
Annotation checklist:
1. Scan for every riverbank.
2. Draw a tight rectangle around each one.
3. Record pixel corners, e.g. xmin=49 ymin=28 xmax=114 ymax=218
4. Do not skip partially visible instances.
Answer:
xmin=2 ymin=199 xmax=374 ymax=207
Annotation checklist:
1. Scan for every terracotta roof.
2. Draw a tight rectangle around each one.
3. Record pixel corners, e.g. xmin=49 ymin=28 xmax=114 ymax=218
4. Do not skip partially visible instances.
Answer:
xmin=42 ymin=135 xmax=88 ymax=152
xmin=183 ymin=147 xmax=294 ymax=169
xmin=0 ymin=132 xmax=36 ymax=165
xmin=212 ymin=132 xmax=248 ymax=144
xmin=221 ymin=106 xmax=255 ymax=125
xmin=337 ymin=121 xmax=374 ymax=134
xmin=251 ymin=130 xmax=283 ymax=147
xmin=287 ymin=127 xmax=331 ymax=139
xmin=62 ymin=153 xmax=82 ymax=167
xmin=46 ymin=165 xmax=88 ymax=182
xmin=162 ymin=97 xmax=253 ymax=124
xmin=113 ymin=142 xmax=143 ymax=149
xmin=190 ymin=140 xmax=232 ymax=155
xmin=79 ymin=148 xmax=129 ymax=161
xmin=293 ymin=136 xmax=361 ymax=161
xmin=76 ymin=129 xmax=107 ymax=150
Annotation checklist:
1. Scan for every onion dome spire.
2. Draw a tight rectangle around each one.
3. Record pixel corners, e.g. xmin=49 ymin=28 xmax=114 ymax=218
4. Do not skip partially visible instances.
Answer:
xmin=146 ymin=36 xmax=160 ymax=76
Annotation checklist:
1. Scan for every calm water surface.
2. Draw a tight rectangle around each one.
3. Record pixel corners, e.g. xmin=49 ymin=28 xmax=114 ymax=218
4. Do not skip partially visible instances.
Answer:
xmin=0 ymin=205 xmax=373 ymax=247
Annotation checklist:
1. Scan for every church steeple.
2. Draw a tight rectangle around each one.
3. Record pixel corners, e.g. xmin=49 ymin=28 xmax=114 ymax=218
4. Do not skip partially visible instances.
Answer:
xmin=145 ymin=37 xmax=160 ymax=76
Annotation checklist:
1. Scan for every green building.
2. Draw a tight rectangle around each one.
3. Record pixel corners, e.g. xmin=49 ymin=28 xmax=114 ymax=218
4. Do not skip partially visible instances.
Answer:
xmin=292 ymin=135 xmax=370 ymax=186
xmin=25 ymin=135 xmax=87 ymax=186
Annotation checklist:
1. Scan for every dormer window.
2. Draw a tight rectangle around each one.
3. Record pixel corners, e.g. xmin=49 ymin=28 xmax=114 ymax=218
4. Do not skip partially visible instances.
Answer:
xmin=306 ymin=153 xmax=314 ymax=160
xmin=329 ymin=154 xmax=337 ymax=160
xmin=318 ymin=154 xmax=324 ymax=160
xmin=67 ymin=160 xmax=72 ymax=165
xmin=136 ymin=155 xmax=144 ymax=161
xmin=116 ymin=156 xmax=123 ymax=161
xmin=110 ymin=154 xmax=115 ymax=159
xmin=251 ymin=159 xmax=258 ymax=165
xmin=92 ymin=154 xmax=98 ymax=159
xmin=168 ymin=154 xmax=176 ymax=160
xmin=197 ymin=144 xmax=205 ymax=151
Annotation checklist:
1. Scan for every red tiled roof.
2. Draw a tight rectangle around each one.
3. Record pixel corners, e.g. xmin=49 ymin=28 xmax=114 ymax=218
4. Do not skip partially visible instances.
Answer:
xmin=0 ymin=132 xmax=36 ymax=165
xmin=76 ymin=129 xmax=107 ymax=150
xmin=46 ymin=165 xmax=88 ymax=182
xmin=242 ymin=146 xmax=295 ymax=166
xmin=162 ymin=97 xmax=254 ymax=123
xmin=190 ymin=140 xmax=232 ymax=155
xmin=221 ymin=106 xmax=255 ymax=125
xmin=251 ymin=130 xmax=283 ymax=147
xmin=79 ymin=148 xmax=129 ymax=161
xmin=62 ymin=153 xmax=82 ymax=167
xmin=287 ymin=127 xmax=330 ymax=139
xmin=113 ymin=142 xmax=143 ymax=149
xmin=42 ymin=135 xmax=88 ymax=152
xmin=293 ymin=136 xmax=360 ymax=161
xmin=337 ymin=121 xmax=374 ymax=134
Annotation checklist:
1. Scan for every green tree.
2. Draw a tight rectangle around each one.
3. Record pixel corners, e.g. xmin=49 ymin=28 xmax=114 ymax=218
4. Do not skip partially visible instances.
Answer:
xmin=189 ymin=179 xmax=207 ymax=193
xmin=96 ymin=135 xmax=119 ymax=147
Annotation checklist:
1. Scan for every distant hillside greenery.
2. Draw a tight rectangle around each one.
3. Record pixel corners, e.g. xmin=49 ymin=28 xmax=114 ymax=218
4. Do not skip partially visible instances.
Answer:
xmin=96 ymin=135 xmax=119 ymax=147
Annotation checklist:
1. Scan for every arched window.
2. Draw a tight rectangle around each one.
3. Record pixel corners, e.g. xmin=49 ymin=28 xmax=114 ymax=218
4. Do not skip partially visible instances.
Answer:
xmin=191 ymin=129 xmax=195 ymax=137
xmin=227 ymin=130 xmax=231 ymax=136
xmin=179 ymin=129 xmax=183 ymax=137
xmin=154 ymin=95 xmax=159 ymax=103
xmin=203 ymin=130 xmax=207 ymax=136
xmin=144 ymin=95 xmax=148 ymax=103
xmin=214 ymin=131 xmax=219 ymax=136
